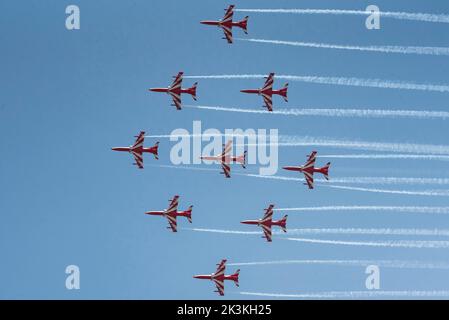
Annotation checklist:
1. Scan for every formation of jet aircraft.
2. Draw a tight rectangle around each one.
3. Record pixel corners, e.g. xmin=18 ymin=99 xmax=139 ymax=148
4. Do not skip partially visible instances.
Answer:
xmin=110 ymin=4 xmax=335 ymax=296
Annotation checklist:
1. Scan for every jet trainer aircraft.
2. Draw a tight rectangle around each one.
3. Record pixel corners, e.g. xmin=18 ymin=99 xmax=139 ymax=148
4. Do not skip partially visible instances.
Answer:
xmin=193 ymin=259 xmax=240 ymax=296
xmin=149 ymin=72 xmax=197 ymax=110
xmin=111 ymin=131 xmax=159 ymax=169
xmin=283 ymin=151 xmax=331 ymax=189
xmin=240 ymin=204 xmax=287 ymax=242
xmin=200 ymin=5 xmax=249 ymax=44
xmin=241 ymin=73 xmax=288 ymax=112
xmin=200 ymin=140 xmax=246 ymax=178
xmin=145 ymin=195 xmax=192 ymax=232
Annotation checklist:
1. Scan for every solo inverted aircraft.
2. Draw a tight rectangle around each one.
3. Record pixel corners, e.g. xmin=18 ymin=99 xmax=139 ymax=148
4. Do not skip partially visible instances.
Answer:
xmin=241 ymin=73 xmax=288 ymax=112
xmin=193 ymin=259 xmax=240 ymax=296
xmin=283 ymin=151 xmax=331 ymax=189
xmin=149 ymin=72 xmax=197 ymax=110
xmin=111 ymin=131 xmax=159 ymax=169
xmin=145 ymin=195 xmax=193 ymax=232
xmin=241 ymin=204 xmax=287 ymax=242
xmin=200 ymin=5 xmax=249 ymax=44
xmin=200 ymin=140 xmax=246 ymax=178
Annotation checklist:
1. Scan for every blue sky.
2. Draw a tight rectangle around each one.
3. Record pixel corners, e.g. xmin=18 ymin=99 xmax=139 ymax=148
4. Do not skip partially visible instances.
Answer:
xmin=1 ymin=0 xmax=449 ymax=299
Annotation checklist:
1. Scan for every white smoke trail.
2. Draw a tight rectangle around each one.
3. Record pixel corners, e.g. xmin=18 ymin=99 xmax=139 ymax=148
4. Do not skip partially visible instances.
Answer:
xmin=187 ymin=227 xmax=449 ymax=237
xmin=286 ymin=228 xmax=449 ymax=237
xmin=277 ymin=136 xmax=449 ymax=155
xmin=184 ymin=104 xmax=449 ymax=120
xmin=234 ymin=8 xmax=449 ymax=24
xmin=285 ymin=237 xmax=449 ymax=248
xmin=228 ymin=260 xmax=449 ymax=269
xmin=236 ymin=38 xmax=449 ymax=56
xmin=239 ymin=291 xmax=449 ymax=299
xmin=325 ymin=184 xmax=449 ymax=196
xmin=184 ymin=74 xmax=449 ymax=93
xmin=275 ymin=206 xmax=449 ymax=215
xmin=319 ymin=154 xmax=449 ymax=160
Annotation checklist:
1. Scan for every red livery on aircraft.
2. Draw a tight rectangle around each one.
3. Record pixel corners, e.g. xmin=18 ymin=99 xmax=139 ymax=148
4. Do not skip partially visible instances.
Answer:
xmin=283 ymin=151 xmax=331 ymax=189
xmin=111 ymin=131 xmax=159 ymax=169
xmin=200 ymin=140 xmax=246 ymax=178
xmin=241 ymin=73 xmax=288 ymax=111
xmin=240 ymin=204 xmax=287 ymax=242
xmin=200 ymin=5 xmax=249 ymax=44
xmin=145 ymin=195 xmax=192 ymax=232
xmin=193 ymin=259 xmax=240 ymax=296
xmin=149 ymin=72 xmax=197 ymax=110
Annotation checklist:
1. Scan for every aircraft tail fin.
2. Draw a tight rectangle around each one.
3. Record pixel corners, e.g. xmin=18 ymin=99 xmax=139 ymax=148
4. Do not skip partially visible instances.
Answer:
xmin=322 ymin=162 xmax=331 ymax=180
xmin=280 ymin=215 xmax=288 ymax=232
xmin=186 ymin=205 xmax=193 ymax=223
xmin=232 ymin=269 xmax=240 ymax=287
xmin=239 ymin=16 xmax=249 ymax=34
xmin=279 ymin=83 xmax=288 ymax=102
xmin=153 ymin=141 xmax=159 ymax=160
xmin=189 ymin=82 xmax=198 ymax=101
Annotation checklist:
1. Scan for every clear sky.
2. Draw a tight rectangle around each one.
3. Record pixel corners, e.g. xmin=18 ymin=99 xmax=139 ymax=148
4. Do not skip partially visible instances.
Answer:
xmin=1 ymin=0 xmax=449 ymax=299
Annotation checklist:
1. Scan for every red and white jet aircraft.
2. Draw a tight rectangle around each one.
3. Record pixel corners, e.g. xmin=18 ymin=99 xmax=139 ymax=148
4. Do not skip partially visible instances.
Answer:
xmin=149 ymin=72 xmax=197 ymax=110
xmin=145 ymin=195 xmax=192 ymax=232
xmin=241 ymin=73 xmax=288 ymax=112
xmin=200 ymin=140 xmax=246 ymax=178
xmin=111 ymin=131 xmax=159 ymax=169
xmin=200 ymin=5 xmax=249 ymax=44
xmin=283 ymin=151 xmax=331 ymax=189
xmin=193 ymin=259 xmax=240 ymax=296
xmin=240 ymin=204 xmax=287 ymax=242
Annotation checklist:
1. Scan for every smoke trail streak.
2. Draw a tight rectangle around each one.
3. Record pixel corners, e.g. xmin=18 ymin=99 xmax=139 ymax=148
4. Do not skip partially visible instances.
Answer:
xmin=277 ymin=136 xmax=449 ymax=155
xmin=184 ymin=74 xmax=449 ymax=93
xmin=285 ymin=237 xmax=449 ymax=248
xmin=239 ymin=291 xmax=449 ymax=299
xmin=185 ymin=104 xmax=449 ymax=120
xmin=188 ymin=227 xmax=449 ymax=237
xmin=325 ymin=184 xmax=449 ymax=196
xmin=236 ymin=38 xmax=449 ymax=56
xmin=319 ymin=154 xmax=449 ymax=160
xmin=234 ymin=8 xmax=449 ymax=24
xmin=228 ymin=260 xmax=449 ymax=269
xmin=275 ymin=206 xmax=449 ymax=215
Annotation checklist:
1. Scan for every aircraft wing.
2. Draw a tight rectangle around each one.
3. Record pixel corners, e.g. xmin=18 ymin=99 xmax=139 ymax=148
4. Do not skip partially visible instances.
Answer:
xmin=215 ymin=259 xmax=227 ymax=276
xmin=221 ymin=140 xmax=233 ymax=157
xmin=303 ymin=171 xmax=315 ymax=189
xmin=170 ymin=72 xmax=183 ymax=90
xmin=131 ymin=150 xmax=144 ymax=169
xmin=261 ymin=224 xmax=273 ymax=242
xmin=262 ymin=94 xmax=273 ymax=112
xmin=262 ymin=204 xmax=274 ymax=222
xmin=303 ymin=151 xmax=317 ymax=170
xmin=132 ymin=131 xmax=145 ymax=149
xmin=221 ymin=162 xmax=231 ymax=178
xmin=222 ymin=5 xmax=234 ymax=22
xmin=169 ymin=92 xmax=182 ymax=110
xmin=221 ymin=25 xmax=233 ymax=44
xmin=166 ymin=214 xmax=178 ymax=232
xmin=166 ymin=195 xmax=180 ymax=215
xmin=213 ymin=279 xmax=225 ymax=296
xmin=262 ymin=73 xmax=274 ymax=91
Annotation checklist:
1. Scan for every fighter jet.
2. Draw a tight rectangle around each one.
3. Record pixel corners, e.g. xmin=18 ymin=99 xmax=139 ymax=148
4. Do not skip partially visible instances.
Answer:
xmin=194 ymin=259 xmax=240 ymax=296
xmin=145 ymin=195 xmax=192 ymax=232
xmin=111 ymin=131 xmax=159 ymax=169
xmin=283 ymin=151 xmax=331 ymax=189
xmin=240 ymin=73 xmax=288 ymax=111
xmin=149 ymin=72 xmax=197 ymax=110
xmin=200 ymin=140 xmax=246 ymax=178
xmin=240 ymin=204 xmax=287 ymax=242
xmin=200 ymin=5 xmax=249 ymax=44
